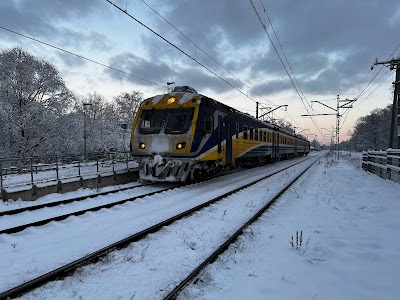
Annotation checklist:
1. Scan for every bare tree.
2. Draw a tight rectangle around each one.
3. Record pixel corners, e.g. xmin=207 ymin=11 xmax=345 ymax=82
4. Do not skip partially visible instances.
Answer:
xmin=113 ymin=90 xmax=143 ymax=126
xmin=0 ymin=47 xmax=73 ymax=157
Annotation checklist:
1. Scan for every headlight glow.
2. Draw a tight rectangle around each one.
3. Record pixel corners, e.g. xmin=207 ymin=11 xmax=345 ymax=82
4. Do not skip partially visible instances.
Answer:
xmin=167 ymin=97 xmax=176 ymax=104
xmin=139 ymin=143 xmax=146 ymax=149
xmin=176 ymin=142 xmax=186 ymax=149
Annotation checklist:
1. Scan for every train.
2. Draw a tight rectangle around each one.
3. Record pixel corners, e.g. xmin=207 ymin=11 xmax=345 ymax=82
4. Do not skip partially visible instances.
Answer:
xmin=129 ymin=86 xmax=310 ymax=182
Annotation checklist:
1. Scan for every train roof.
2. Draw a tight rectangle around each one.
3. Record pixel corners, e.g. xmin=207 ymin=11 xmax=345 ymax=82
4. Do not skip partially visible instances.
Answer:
xmin=199 ymin=95 xmax=308 ymax=142
xmin=143 ymin=86 xmax=309 ymax=142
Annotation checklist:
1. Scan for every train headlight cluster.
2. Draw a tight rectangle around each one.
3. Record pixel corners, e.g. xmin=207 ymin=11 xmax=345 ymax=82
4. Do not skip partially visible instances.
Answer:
xmin=167 ymin=97 xmax=176 ymax=104
xmin=176 ymin=142 xmax=186 ymax=149
xmin=139 ymin=143 xmax=146 ymax=149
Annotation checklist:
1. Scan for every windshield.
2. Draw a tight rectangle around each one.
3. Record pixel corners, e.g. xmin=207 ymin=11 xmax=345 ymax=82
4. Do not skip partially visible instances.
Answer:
xmin=139 ymin=108 xmax=194 ymax=134
xmin=139 ymin=110 xmax=166 ymax=134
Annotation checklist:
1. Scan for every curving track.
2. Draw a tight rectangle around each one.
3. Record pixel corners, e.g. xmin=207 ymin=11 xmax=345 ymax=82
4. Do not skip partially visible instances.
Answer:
xmin=0 ymin=154 xmax=322 ymax=299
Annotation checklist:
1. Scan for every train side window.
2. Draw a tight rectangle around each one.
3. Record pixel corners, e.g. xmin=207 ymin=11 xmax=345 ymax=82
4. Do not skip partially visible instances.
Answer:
xmin=202 ymin=115 xmax=214 ymax=133
xmin=263 ymin=131 xmax=266 ymax=142
xmin=236 ymin=123 xmax=239 ymax=138
xmin=243 ymin=125 xmax=248 ymax=139
xmin=255 ymin=129 xmax=258 ymax=141
xmin=250 ymin=128 xmax=254 ymax=140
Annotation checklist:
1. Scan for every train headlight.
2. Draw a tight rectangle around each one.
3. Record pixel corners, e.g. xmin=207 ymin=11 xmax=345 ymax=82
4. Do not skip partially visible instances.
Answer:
xmin=167 ymin=97 xmax=176 ymax=104
xmin=176 ymin=142 xmax=186 ymax=149
xmin=139 ymin=143 xmax=146 ymax=149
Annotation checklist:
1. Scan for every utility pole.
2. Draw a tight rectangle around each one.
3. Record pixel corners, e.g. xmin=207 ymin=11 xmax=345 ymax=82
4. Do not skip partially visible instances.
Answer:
xmin=256 ymin=101 xmax=259 ymax=119
xmin=302 ymin=96 xmax=355 ymax=161
xmin=373 ymin=58 xmax=400 ymax=148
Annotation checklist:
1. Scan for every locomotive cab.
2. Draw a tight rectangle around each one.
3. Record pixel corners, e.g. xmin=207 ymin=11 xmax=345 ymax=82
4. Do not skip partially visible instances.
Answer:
xmin=130 ymin=86 xmax=202 ymax=182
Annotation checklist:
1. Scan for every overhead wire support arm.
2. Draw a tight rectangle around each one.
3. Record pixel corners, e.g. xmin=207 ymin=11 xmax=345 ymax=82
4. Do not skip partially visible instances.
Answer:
xmin=311 ymin=101 xmax=336 ymax=112
xmin=301 ymin=113 xmax=337 ymax=117
xmin=258 ymin=105 xmax=288 ymax=119
xmin=302 ymin=96 xmax=356 ymax=161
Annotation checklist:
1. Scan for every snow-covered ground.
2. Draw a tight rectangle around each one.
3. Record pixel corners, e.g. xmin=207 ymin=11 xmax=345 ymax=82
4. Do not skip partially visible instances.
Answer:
xmin=1 ymin=160 xmax=138 ymax=192
xmin=1 ymin=152 xmax=399 ymax=299
xmin=182 ymin=153 xmax=400 ymax=300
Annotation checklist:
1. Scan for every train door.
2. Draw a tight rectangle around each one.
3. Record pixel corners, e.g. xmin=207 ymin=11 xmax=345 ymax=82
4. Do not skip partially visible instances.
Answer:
xmin=274 ymin=132 xmax=280 ymax=159
xmin=218 ymin=115 xmax=223 ymax=154
xmin=225 ymin=118 xmax=233 ymax=165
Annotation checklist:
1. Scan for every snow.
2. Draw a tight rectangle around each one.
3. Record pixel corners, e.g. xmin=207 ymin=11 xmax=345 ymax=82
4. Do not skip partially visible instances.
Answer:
xmin=1 ymin=160 xmax=138 ymax=193
xmin=181 ymin=154 xmax=400 ymax=300
xmin=149 ymin=92 xmax=196 ymax=106
xmin=0 ymin=152 xmax=399 ymax=299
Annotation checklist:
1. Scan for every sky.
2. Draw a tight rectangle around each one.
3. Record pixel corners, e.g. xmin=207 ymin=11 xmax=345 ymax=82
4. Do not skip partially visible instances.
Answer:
xmin=0 ymin=0 xmax=399 ymax=143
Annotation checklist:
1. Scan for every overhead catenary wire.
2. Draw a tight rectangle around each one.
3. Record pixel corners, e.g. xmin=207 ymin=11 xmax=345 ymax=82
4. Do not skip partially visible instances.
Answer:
xmin=353 ymin=41 xmax=400 ymax=101
xmin=111 ymin=0 xmax=316 ymax=134
xmin=139 ymin=0 xmax=275 ymax=107
xmin=248 ymin=0 xmax=323 ymax=136
xmin=0 ymin=26 xmax=165 ymax=88
xmin=340 ymin=69 xmax=392 ymax=130
xmin=107 ymin=0 xmax=310 ymax=131
xmin=257 ymin=0 xmax=321 ymax=135
xmin=106 ymin=0 xmax=276 ymax=110
xmin=340 ymin=41 xmax=400 ymax=129
xmin=258 ymin=0 xmax=311 ymax=110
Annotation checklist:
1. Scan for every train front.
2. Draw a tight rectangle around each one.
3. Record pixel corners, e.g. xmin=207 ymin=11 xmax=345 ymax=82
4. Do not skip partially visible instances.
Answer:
xmin=130 ymin=86 xmax=200 ymax=182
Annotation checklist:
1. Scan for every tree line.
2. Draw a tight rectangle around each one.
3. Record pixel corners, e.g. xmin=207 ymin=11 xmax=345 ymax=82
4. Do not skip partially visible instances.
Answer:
xmin=0 ymin=47 xmax=143 ymax=158
xmin=345 ymin=104 xmax=397 ymax=151
xmin=1 ymin=47 xmax=394 ymax=158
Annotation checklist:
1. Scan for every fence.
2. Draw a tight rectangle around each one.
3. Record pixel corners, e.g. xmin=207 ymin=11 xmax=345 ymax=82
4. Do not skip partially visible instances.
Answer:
xmin=362 ymin=149 xmax=400 ymax=183
xmin=0 ymin=151 xmax=138 ymax=193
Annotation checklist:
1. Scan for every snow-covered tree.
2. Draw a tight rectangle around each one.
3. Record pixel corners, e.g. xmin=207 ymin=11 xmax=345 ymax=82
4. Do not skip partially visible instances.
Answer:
xmin=113 ymin=90 xmax=143 ymax=126
xmin=0 ymin=47 xmax=144 ymax=158
xmin=348 ymin=104 xmax=394 ymax=151
xmin=0 ymin=47 xmax=73 ymax=157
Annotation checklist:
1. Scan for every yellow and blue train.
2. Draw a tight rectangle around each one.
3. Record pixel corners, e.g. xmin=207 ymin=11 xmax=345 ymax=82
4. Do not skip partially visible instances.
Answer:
xmin=130 ymin=86 xmax=310 ymax=182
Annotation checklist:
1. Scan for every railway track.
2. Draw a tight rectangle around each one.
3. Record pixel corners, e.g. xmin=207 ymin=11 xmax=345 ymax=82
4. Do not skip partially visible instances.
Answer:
xmin=0 ymin=182 xmax=153 ymax=217
xmin=165 ymin=154 xmax=322 ymax=299
xmin=0 ymin=183 xmax=178 ymax=235
xmin=0 ymin=154 xmax=321 ymax=299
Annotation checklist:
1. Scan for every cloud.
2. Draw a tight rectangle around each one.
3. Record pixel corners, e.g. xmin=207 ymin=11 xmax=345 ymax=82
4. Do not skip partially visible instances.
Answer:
xmin=134 ymin=0 xmax=400 ymax=97
xmin=106 ymin=52 xmax=175 ymax=85
xmin=0 ymin=0 xmax=112 ymax=51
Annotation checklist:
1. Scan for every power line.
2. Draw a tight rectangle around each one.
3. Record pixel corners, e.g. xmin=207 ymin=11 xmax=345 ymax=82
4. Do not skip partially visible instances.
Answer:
xmin=354 ymin=41 xmax=400 ymax=100
xmin=138 ymin=0 xmax=275 ymax=107
xmin=248 ymin=0 xmax=323 ymax=136
xmin=257 ymin=0 xmax=322 ymax=136
xmin=340 ymin=69 xmax=392 ymax=130
xmin=340 ymin=41 xmax=400 ymax=129
xmin=0 ymin=26 xmax=165 ymax=88
xmin=258 ymin=0 xmax=311 ymax=109
xmin=106 ymin=0 xmax=277 ymax=110
xmin=113 ymin=0 xmax=316 ymax=133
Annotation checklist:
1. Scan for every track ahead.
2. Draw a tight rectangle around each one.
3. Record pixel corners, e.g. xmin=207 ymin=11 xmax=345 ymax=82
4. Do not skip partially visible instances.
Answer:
xmin=0 ymin=154 xmax=320 ymax=300
xmin=164 ymin=154 xmax=323 ymax=299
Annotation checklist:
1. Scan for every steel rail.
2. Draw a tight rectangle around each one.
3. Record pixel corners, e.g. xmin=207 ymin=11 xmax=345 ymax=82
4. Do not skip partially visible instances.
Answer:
xmin=0 ymin=155 xmax=317 ymax=300
xmin=0 ymin=183 xmax=153 ymax=217
xmin=0 ymin=185 xmax=176 ymax=235
xmin=164 ymin=154 xmax=323 ymax=299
